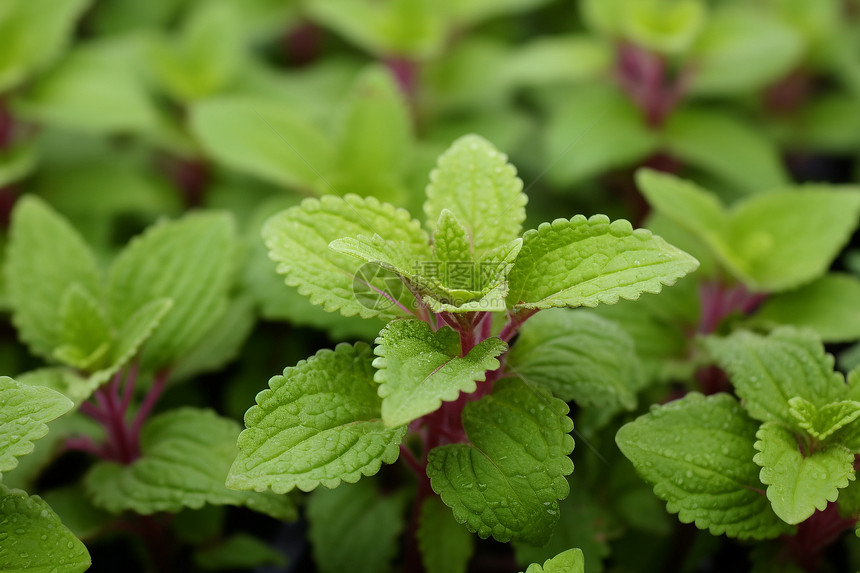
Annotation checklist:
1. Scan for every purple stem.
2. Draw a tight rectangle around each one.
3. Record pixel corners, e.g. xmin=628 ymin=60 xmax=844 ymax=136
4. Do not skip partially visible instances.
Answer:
xmin=130 ymin=371 xmax=169 ymax=443
xmin=499 ymin=309 xmax=537 ymax=342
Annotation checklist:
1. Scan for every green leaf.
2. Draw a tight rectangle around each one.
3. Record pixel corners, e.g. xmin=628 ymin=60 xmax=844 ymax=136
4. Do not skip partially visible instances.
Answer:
xmin=147 ymin=1 xmax=244 ymax=102
xmin=15 ymin=368 xmax=91 ymax=409
xmin=227 ymin=343 xmax=406 ymax=493
xmin=752 ymin=274 xmax=860 ymax=342
xmin=307 ymin=480 xmax=407 ymax=573
xmin=6 ymin=196 xmax=102 ymax=360
xmin=0 ymin=139 xmax=38 ymax=188
xmin=705 ymin=328 xmax=846 ymax=429
xmin=0 ymin=0 xmax=91 ymax=91
xmin=753 ymin=421 xmax=855 ymax=524
xmin=263 ymin=194 xmax=431 ymax=319
xmin=424 ymin=134 xmax=527 ymax=258
xmin=373 ymin=319 xmax=507 ymax=427
xmin=544 ymin=85 xmax=658 ymax=186
xmin=330 ymin=65 xmax=413 ymax=203
xmin=41 ymin=485 xmax=112 ymax=540
xmin=53 ymin=284 xmax=111 ymax=371
xmin=107 ymin=211 xmax=237 ymax=370
xmin=788 ymin=398 xmax=860 ymax=442
xmin=190 ymin=96 xmax=335 ymax=191
xmin=427 ymin=378 xmax=575 ymax=545
xmin=0 ymin=484 xmax=91 ymax=573
xmin=194 ymin=534 xmax=287 ymax=571
xmin=0 ymin=377 xmax=73 ymax=475
xmin=616 ymin=392 xmax=791 ymax=539
xmin=522 ymin=548 xmax=585 ymax=573
xmin=433 ymin=209 xmax=473 ymax=263
xmin=14 ymin=38 xmax=169 ymax=142
xmin=639 ymin=171 xmax=860 ymax=292
xmin=306 ymin=0 xmax=445 ymax=58
xmin=506 ymin=215 xmax=699 ymax=310
xmin=622 ymin=0 xmax=705 ymax=55
xmin=689 ymin=4 xmax=803 ymax=95
xmin=722 ymin=188 xmax=860 ymax=291
xmin=418 ymin=495 xmax=474 ymax=573
xmin=85 ymin=408 xmax=295 ymax=520
xmin=515 ymin=480 xmax=612 ymax=573
xmin=507 ymin=310 xmax=642 ymax=409
xmin=502 ymin=36 xmax=611 ymax=87
xmin=663 ymin=108 xmax=788 ymax=194
xmin=438 ymin=0 xmax=553 ymax=26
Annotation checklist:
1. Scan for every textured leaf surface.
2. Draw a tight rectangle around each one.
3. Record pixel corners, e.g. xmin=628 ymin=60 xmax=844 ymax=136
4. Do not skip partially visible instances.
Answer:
xmin=307 ymin=480 xmax=407 ymax=573
xmin=85 ymin=408 xmax=295 ymax=519
xmin=0 ymin=484 xmax=90 ymax=573
xmin=0 ymin=377 xmax=73 ymax=475
xmin=108 ymin=212 xmax=236 ymax=369
xmin=507 ymin=309 xmax=642 ymax=409
xmin=54 ymin=284 xmax=111 ymax=370
xmin=6 ymin=196 xmax=102 ymax=359
xmin=424 ymin=134 xmax=527 ymax=258
xmin=418 ymin=495 xmax=474 ymax=573
xmin=373 ymin=319 xmax=506 ymax=427
xmin=433 ymin=209 xmax=474 ymax=263
xmin=754 ymin=422 xmax=855 ymax=524
xmin=705 ymin=328 xmax=845 ymax=429
xmin=264 ymin=194 xmax=430 ymax=319
xmin=788 ymin=398 xmax=860 ymax=441
xmin=752 ymin=274 xmax=860 ymax=343
xmin=522 ymin=548 xmax=585 ymax=573
xmin=616 ymin=392 xmax=790 ymax=539
xmin=506 ymin=215 xmax=698 ymax=310
xmin=228 ymin=343 xmax=405 ymax=493
xmin=427 ymin=378 xmax=574 ymax=545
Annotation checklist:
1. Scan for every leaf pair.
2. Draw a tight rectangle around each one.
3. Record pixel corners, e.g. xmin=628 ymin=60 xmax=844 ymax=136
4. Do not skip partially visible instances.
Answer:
xmin=265 ymin=134 xmax=699 ymax=318
xmin=618 ymin=327 xmax=860 ymax=536
xmin=6 ymin=197 xmax=238 ymax=399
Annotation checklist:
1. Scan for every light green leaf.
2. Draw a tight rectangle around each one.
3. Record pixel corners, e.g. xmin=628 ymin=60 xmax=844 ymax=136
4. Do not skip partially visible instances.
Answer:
xmin=85 ymin=408 xmax=295 ymax=520
xmin=622 ymin=0 xmax=705 ymax=55
xmin=107 ymin=211 xmax=237 ymax=370
xmin=14 ymin=38 xmax=168 ymax=141
xmin=0 ymin=484 xmax=90 ymax=573
xmin=147 ymin=1 xmax=244 ymax=102
xmin=6 ymin=196 xmax=102 ymax=360
xmin=502 ymin=36 xmax=611 ymax=87
xmin=689 ymin=4 xmax=803 ymax=95
xmin=0 ymin=0 xmax=91 ymax=91
xmin=433 ymin=209 xmax=473 ymax=263
xmin=418 ymin=495 xmax=474 ymax=573
xmin=506 ymin=215 xmax=699 ymax=310
xmin=437 ymin=0 xmax=553 ymax=26
xmin=15 ymin=368 xmax=91 ymax=409
xmin=264 ymin=194 xmax=430 ymax=319
xmin=724 ymin=188 xmax=860 ymax=292
xmin=0 ymin=139 xmax=38 ymax=188
xmin=227 ymin=343 xmax=406 ymax=494
xmin=307 ymin=480 xmax=407 ymax=573
xmin=616 ymin=392 xmax=790 ymax=539
xmin=752 ymin=274 xmax=860 ymax=342
xmin=753 ymin=421 xmax=855 ymax=524
xmin=705 ymin=328 xmax=846 ymax=429
xmin=522 ymin=548 xmax=585 ymax=573
xmin=53 ymin=284 xmax=111 ymax=371
xmin=544 ymin=85 xmax=658 ymax=186
xmin=194 ymin=534 xmax=287 ymax=571
xmin=507 ymin=310 xmax=642 ymax=409
xmin=373 ymin=319 xmax=507 ymax=428
xmin=427 ymin=378 xmax=575 ymax=545
xmin=330 ymin=65 xmax=412 ymax=202
xmin=788 ymin=398 xmax=860 ymax=441
xmin=640 ymin=171 xmax=860 ymax=292
xmin=306 ymin=0 xmax=445 ymax=58
xmin=190 ymin=97 xmax=334 ymax=191
xmin=424 ymin=134 xmax=527 ymax=258
xmin=663 ymin=108 xmax=788 ymax=194
xmin=0 ymin=377 xmax=73 ymax=475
